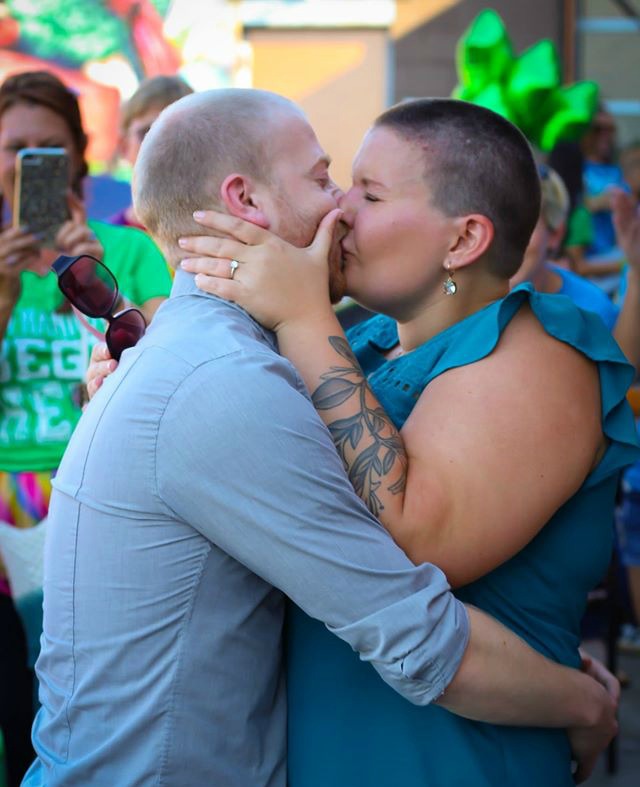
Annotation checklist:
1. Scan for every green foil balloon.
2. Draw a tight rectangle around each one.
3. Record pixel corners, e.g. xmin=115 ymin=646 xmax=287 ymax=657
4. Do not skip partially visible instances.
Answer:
xmin=539 ymin=81 xmax=601 ymax=151
xmin=468 ymin=83 xmax=516 ymax=124
xmin=455 ymin=8 xmax=513 ymax=96
xmin=453 ymin=9 xmax=599 ymax=151
xmin=506 ymin=39 xmax=560 ymax=140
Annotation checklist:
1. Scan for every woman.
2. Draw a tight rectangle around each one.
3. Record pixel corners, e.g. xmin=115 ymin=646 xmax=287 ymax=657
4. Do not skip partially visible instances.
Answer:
xmin=0 ymin=70 xmax=171 ymax=786
xmin=577 ymin=108 xmax=629 ymax=295
xmin=511 ymin=165 xmax=620 ymax=329
xmin=179 ymin=99 xmax=638 ymax=785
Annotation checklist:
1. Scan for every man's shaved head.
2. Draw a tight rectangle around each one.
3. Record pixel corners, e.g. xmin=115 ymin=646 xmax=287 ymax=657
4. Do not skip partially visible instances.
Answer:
xmin=133 ymin=89 xmax=307 ymax=265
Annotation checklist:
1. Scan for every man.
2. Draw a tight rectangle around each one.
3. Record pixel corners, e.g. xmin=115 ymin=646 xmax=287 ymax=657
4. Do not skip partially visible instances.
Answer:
xmin=25 ymin=90 xmax=616 ymax=786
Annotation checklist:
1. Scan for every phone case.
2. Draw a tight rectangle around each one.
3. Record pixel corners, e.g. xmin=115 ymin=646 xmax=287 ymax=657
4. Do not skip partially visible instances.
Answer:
xmin=13 ymin=147 xmax=70 ymax=247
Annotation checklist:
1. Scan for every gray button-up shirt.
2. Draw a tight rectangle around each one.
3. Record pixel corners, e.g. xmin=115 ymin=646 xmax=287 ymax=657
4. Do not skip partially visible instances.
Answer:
xmin=25 ymin=271 xmax=469 ymax=787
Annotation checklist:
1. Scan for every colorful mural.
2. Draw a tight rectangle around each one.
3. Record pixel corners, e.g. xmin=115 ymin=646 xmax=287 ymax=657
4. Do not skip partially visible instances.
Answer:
xmin=0 ymin=0 xmax=246 ymax=167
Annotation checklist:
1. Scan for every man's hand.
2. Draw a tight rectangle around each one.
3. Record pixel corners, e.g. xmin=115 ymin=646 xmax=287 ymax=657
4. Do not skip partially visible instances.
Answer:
xmin=568 ymin=676 xmax=618 ymax=783
xmin=579 ymin=649 xmax=621 ymax=705
xmin=86 ymin=343 xmax=118 ymax=399
xmin=569 ymin=650 xmax=620 ymax=783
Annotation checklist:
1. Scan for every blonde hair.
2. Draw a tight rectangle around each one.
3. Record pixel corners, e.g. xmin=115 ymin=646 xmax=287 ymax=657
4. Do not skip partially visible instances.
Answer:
xmin=121 ymin=75 xmax=193 ymax=132
xmin=540 ymin=167 xmax=569 ymax=231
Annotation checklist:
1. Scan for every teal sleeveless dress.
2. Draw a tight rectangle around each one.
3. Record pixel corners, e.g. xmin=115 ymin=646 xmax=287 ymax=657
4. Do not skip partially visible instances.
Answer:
xmin=286 ymin=284 xmax=640 ymax=787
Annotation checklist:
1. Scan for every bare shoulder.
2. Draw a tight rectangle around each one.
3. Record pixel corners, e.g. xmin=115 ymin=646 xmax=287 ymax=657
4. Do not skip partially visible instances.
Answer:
xmin=417 ymin=303 xmax=601 ymax=434
xmin=416 ymin=307 xmax=600 ymax=423
xmin=491 ymin=304 xmax=601 ymax=424
xmin=398 ymin=304 xmax=604 ymax=586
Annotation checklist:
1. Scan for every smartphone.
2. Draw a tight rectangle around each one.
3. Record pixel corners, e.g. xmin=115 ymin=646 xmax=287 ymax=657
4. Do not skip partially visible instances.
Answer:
xmin=13 ymin=147 xmax=70 ymax=247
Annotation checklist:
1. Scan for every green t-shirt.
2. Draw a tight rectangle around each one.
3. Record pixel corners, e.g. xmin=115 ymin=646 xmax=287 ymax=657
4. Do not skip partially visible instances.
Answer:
xmin=0 ymin=220 xmax=172 ymax=472
xmin=565 ymin=204 xmax=594 ymax=249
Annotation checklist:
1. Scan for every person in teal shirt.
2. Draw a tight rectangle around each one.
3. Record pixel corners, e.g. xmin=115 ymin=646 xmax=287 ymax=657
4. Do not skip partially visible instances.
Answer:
xmin=0 ymin=70 xmax=171 ymax=786
xmin=188 ymin=99 xmax=638 ymax=786
xmin=511 ymin=166 xmax=620 ymax=330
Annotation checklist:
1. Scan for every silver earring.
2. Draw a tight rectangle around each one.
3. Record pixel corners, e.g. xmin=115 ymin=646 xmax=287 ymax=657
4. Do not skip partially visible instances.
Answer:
xmin=443 ymin=265 xmax=457 ymax=296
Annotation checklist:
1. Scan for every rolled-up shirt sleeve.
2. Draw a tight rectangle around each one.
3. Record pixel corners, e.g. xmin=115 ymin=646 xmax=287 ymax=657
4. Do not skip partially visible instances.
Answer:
xmin=156 ymin=349 xmax=469 ymax=704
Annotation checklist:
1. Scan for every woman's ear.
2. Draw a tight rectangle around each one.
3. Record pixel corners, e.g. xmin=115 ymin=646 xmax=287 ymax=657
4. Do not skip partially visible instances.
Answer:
xmin=220 ymin=173 xmax=270 ymax=229
xmin=448 ymin=214 xmax=495 ymax=271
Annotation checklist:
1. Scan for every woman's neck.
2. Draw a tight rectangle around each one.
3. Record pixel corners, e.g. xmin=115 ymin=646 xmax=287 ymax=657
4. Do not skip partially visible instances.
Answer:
xmin=396 ymin=273 xmax=508 ymax=352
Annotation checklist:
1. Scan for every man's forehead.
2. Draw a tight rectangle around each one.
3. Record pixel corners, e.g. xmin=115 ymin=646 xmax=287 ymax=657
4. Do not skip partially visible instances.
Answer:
xmin=275 ymin=109 xmax=317 ymax=139
xmin=272 ymin=118 xmax=331 ymax=172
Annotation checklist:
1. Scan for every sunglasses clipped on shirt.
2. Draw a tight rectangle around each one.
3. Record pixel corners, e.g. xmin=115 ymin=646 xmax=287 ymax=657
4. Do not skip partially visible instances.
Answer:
xmin=51 ymin=254 xmax=147 ymax=361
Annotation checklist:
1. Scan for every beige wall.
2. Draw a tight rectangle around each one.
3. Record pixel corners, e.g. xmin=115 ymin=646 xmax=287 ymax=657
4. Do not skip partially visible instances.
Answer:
xmin=579 ymin=0 xmax=640 ymax=148
xmin=391 ymin=0 xmax=460 ymax=39
xmin=393 ymin=0 xmax=563 ymax=102
xmin=245 ymin=3 xmax=595 ymax=183
xmin=247 ymin=28 xmax=389 ymax=190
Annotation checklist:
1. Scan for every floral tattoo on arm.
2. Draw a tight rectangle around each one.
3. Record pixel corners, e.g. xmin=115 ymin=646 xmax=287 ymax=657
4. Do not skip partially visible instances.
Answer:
xmin=311 ymin=336 xmax=407 ymax=517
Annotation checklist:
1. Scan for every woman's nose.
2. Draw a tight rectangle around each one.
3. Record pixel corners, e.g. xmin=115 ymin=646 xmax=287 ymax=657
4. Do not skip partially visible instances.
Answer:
xmin=338 ymin=191 xmax=354 ymax=225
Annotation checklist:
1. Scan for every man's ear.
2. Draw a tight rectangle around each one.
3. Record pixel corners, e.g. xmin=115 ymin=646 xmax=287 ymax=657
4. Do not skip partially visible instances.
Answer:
xmin=220 ymin=173 xmax=270 ymax=229
xmin=448 ymin=214 xmax=495 ymax=271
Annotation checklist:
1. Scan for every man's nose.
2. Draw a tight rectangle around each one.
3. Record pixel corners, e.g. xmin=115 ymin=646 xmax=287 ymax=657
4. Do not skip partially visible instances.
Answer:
xmin=329 ymin=181 xmax=344 ymax=204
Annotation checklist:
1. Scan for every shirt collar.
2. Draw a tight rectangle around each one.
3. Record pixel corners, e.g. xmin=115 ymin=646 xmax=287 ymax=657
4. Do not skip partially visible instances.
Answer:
xmin=170 ymin=268 xmax=278 ymax=352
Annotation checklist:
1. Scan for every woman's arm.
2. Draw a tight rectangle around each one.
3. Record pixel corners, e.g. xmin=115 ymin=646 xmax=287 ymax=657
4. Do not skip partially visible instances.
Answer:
xmin=566 ymin=244 xmax=623 ymax=278
xmin=179 ymin=211 xmax=604 ymax=587
xmin=1 ymin=191 xmax=109 ymax=344
xmin=584 ymin=193 xmax=614 ymax=213
xmin=0 ymin=277 xmax=20 ymax=342
xmin=273 ymin=307 xmax=603 ymax=587
xmin=0 ymin=225 xmax=40 ymax=342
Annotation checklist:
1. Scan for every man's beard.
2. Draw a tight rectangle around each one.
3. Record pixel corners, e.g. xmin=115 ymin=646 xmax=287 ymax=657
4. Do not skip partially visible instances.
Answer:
xmin=326 ymin=224 xmax=347 ymax=304
xmin=274 ymin=197 xmax=347 ymax=305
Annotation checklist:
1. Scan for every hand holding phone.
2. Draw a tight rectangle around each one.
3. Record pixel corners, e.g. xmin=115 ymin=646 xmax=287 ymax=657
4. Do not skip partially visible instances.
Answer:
xmin=12 ymin=147 xmax=70 ymax=247
xmin=0 ymin=226 xmax=40 ymax=295
xmin=54 ymin=191 xmax=103 ymax=261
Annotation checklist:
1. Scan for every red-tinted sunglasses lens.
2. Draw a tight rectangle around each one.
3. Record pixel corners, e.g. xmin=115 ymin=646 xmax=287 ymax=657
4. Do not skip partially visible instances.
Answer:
xmin=58 ymin=255 xmax=117 ymax=317
xmin=106 ymin=308 xmax=146 ymax=361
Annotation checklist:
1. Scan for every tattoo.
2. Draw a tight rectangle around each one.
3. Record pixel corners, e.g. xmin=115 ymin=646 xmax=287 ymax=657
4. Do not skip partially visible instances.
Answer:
xmin=311 ymin=336 xmax=407 ymax=517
